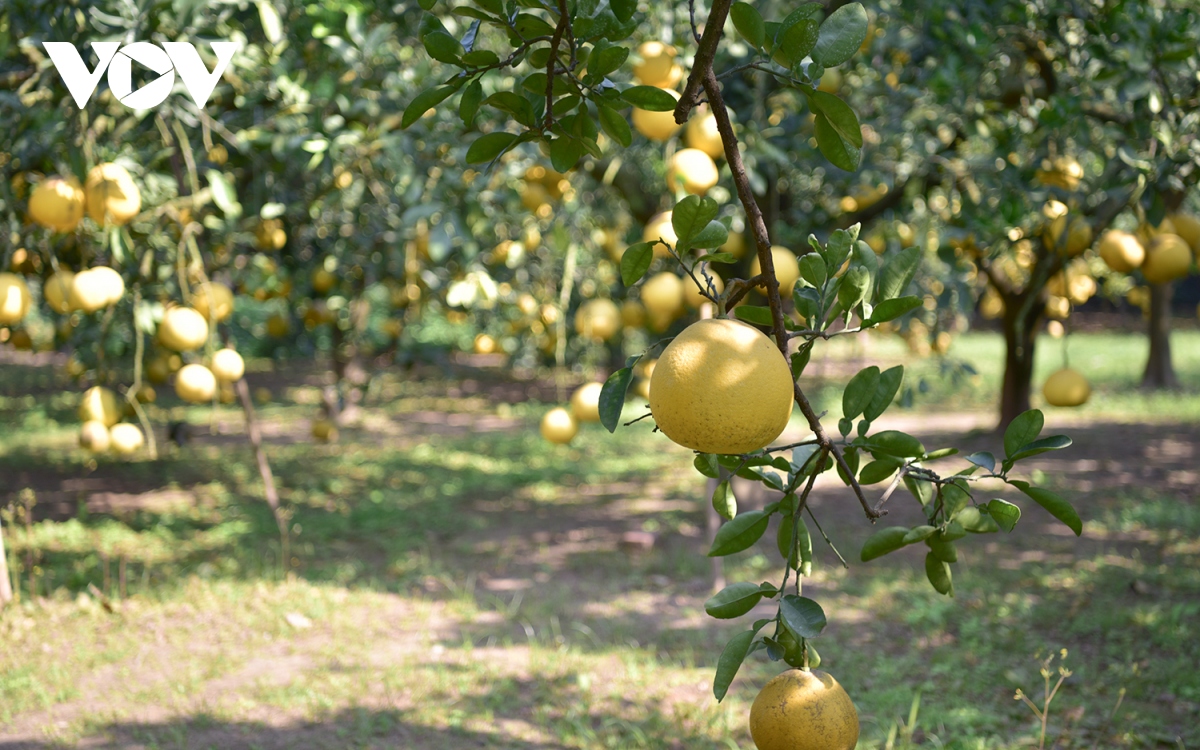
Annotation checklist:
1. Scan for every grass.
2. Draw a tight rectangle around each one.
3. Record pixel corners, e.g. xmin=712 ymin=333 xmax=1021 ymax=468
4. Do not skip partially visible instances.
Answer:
xmin=0 ymin=330 xmax=1197 ymax=748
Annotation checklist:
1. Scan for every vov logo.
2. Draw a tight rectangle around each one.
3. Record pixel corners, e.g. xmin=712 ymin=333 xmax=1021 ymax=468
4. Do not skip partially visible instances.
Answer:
xmin=43 ymin=41 xmax=237 ymax=110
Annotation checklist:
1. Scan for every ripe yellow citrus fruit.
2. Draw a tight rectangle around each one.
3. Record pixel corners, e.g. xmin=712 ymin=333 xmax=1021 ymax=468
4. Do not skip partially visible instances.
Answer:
xmin=979 ymin=288 xmax=1004 ymax=319
xmin=749 ymin=669 xmax=859 ymax=750
xmin=575 ymin=298 xmax=621 ymax=342
xmin=70 ymin=266 xmax=125 ymax=312
xmin=1141 ymin=234 xmax=1192 ymax=284
xmin=540 ymin=406 xmax=579 ymax=444
xmin=85 ymin=163 xmax=141 ymax=226
xmin=211 ymin=348 xmax=245 ymax=382
xmin=1169 ymin=212 xmax=1200 ymax=255
xmin=28 ymin=176 xmax=86 ymax=232
xmin=641 ymin=272 xmax=685 ymax=323
xmin=632 ymin=88 xmax=682 ymax=142
xmin=1045 ymin=295 xmax=1070 ymax=319
xmin=0 ymin=273 xmax=32 ymax=325
xmin=684 ymin=273 xmax=724 ymax=308
xmin=1098 ymin=230 xmax=1145 ymax=274
xmin=685 ymin=106 xmax=724 ymax=159
xmin=1048 ymin=215 xmax=1092 ymax=257
xmin=175 ymin=363 xmax=217 ymax=403
xmin=1036 ymin=156 xmax=1084 ymax=191
xmin=621 ymin=299 xmax=646 ymax=328
xmin=266 ymin=314 xmax=290 ymax=338
xmin=1137 ymin=217 xmax=1177 ymax=248
xmin=667 ymin=148 xmax=720 ymax=196
xmin=632 ymin=41 xmax=682 ymax=88
xmin=159 ymin=307 xmax=209 ymax=352
xmin=722 ymin=230 xmax=747 ymax=258
xmin=79 ymin=386 xmax=122 ymax=427
xmin=312 ymin=268 xmax=336 ymax=294
xmin=43 ymin=269 xmax=75 ymax=313
xmin=256 ymin=218 xmax=287 ymax=250
xmin=312 ymin=418 xmax=338 ymax=442
xmin=650 ymin=318 xmax=793 ymax=454
xmin=643 ymin=211 xmax=678 ymax=256
xmin=108 ymin=423 xmax=145 ymax=455
xmin=570 ymin=382 xmax=604 ymax=423
xmin=145 ymin=354 xmax=174 ymax=384
xmin=79 ymin=420 xmax=111 ymax=452
xmin=190 ymin=282 xmax=234 ymax=322
xmin=750 ymin=246 xmax=801 ymax=296
xmin=1043 ymin=367 xmax=1090 ymax=407
xmin=473 ymin=333 xmax=497 ymax=355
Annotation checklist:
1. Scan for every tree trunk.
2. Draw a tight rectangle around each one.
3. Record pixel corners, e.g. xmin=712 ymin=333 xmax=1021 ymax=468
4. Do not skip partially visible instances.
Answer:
xmin=1141 ymin=283 xmax=1177 ymax=389
xmin=999 ymin=299 xmax=1041 ymax=429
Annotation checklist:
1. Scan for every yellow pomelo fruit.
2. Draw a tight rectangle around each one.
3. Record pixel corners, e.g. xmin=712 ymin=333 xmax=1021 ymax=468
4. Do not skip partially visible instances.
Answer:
xmin=632 ymin=88 xmax=682 ymax=142
xmin=684 ymin=273 xmax=724 ymax=308
xmin=621 ymin=299 xmax=646 ymax=328
xmin=641 ymin=272 xmax=685 ymax=322
xmin=266 ymin=314 xmax=290 ymax=338
xmin=79 ymin=386 xmax=122 ymax=427
xmin=1097 ymin=230 xmax=1145 ymax=274
xmin=540 ymin=406 xmax=578 ymax=444
xmin=643 ymin=211 xmax=678 ymax=256
xmin=190 ymin=282 xmax=234 ymax=322
xmin=159 ymin=306 xmax=209 ymax=352
xmin=473 ymin=333 xmax=497 ymax=355
xmin=1045 ymin=295 xmax=1070 ymax=319
xmin=569 ymin=382 xmax=604 ymax=423
xmin=1049 ymin=215 xmax=1092 ymax=256
xmin=722 ymin=230 xmax=747 ymax=258
xmin=108 ymin=423 xmax=145 ymax=455
xmin=1043 ymin=367 xmax=1090 ymax=407
xmin=145 ymin=354 xmax=172 ymax=384
xmin=136 ymin=385 xmax=156 ymax=403
xmin=175 ymin=363 xmax=217 ymax=403
xmin=979 ymin=288 xmax=1004 ymax=319
xmin=667 ymin=148 xmax=720 ymax=196
xmin=1168 ymin=212 xmax=1200 ymax=255
xmin=1137 ymin=217 xmax=1177 ymax=247
xmin=211 ymin=348 xmax=245 ymax=382
xmin=749 ymin=246 xmax=801 ymax=296
xmin=79 ymin=420 xmax=111 ymax=453
xmin=312 ymin=268 xmax=336 ymax=294
xmin=85 ymin=163 xmax=141 ymax=226
xmin=649 ymin=318 xmax=793 ymax=454
xmin=29 ymin=176 xmax=86 ymax=232
xmin=632 ymin=42 xmax=682 ymax=87
xmin=312 ymin=418 xmax=338 ymax=442
xmin=685 ymin=107 xmax=724 ymax=159
xmin=256 ymin=218 xmax=287 ymax=251
xmin=575 ymin=298 xmax=621 ymax=342
xmin=0 ymin=273 xmax=32 ymax=325
xmin=750 ymin=669 xmax=859 ymax=750
xmin=1141 ymin=234 xmax=1192 ymax=284
xmin=43 ymin=270 xmax=75 ymax=313
xmin=817 ymin=67 xmax=842 ymax=93
xmin=70 ymin=266 xmax=125 ymax=312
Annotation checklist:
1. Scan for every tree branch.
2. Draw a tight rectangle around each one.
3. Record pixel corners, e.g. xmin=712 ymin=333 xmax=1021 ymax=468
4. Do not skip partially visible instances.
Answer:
xmin=544 ymin=0 xmax=569 ymax=130
xmin=675 ymin=0 xmax=734 ymax=124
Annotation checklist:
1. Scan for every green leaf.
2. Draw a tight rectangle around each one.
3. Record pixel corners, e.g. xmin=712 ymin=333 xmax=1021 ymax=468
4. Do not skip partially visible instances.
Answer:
xmin=598 ymin=367 xmax=633 ymax=433
xmin=941 ymin=482 xmax=971 ymax=516
xmin=712 ymin=481 xmax=737 ymax=521
xmin=694 ymin=454 xmax=720 ymax=479
xmin=867 ymin=430 xmax=925 ymax=458
xmin=925 ymin=552 xmax=953 ymax=595
xmin=611 ymin=0 xmax=636 ymax=23
xmin=875 ymin=247 xmax=921 ymax=302
xmin=838 ymin=266 xmax=871 ymax=311
xmin=905 ymin=474 xmax=934 ymax=508
xmin=671 ymin=195 xmax=720 ymax=246
xmin=799 ymin=253 xmax=827 ymax=289
xmin=730 ymin=2 xmax=766 ymax=49
xmin=597 ymin=105 xmax=633 ymax=148
xmin=713 ymin=628 xmax=756 ymax=701
xmin=588 ymin=42 xmax=629 ymax=79
xmin=808 ymin=91 xmax=864 ymax=149
xmin=514 ymin=13 xmax=555 ymax=37
xmin=858 ymin=457 xmax=901 ymax=485
xmin=709 ymin=510 xmax=771 ymax=557
xmin=622 ymin=85 xmax=678 ymax=111
xmin=620 ymin=242 xmax=654 ymax=286
xmin=868 ymin=296 xmax=922 ymax=324
xmin=811 ymin=2 xmax=868 ymax=67
xmin=1008 ymin=480 xmax=1082 ymax=536
xmin=986 ymin=499 xmax=1021 ymax=532
xmin=696 ymin=251 xmax=737 ymax=265
xmin=1008 ymin=435 xmax=1073 ymax=462
xmin=466 ymin=132 xmax=518 ymax=164
xmin=926 ymin=536 xmax=957 ymax=563
xmin=813 ymin=112 xmax=860 ymax=172
xmin=965 ymin=451 xmax=996 ymax=473
xmin=842 ymin=365 xmax=880 ymax=420
xmin=458 ymin=79 xmax=483 ymax=125
xmin=461 ymin=49 xmax=499 ymax=66
xmin=791 ymin=346 xmax=811 ymax=379
xmin=550 ymin=136 xmax=584 ymax=172
xmin=779 ymin=595 xmax=826 ymax=638
xmin=1003 ymin=410 xmax=1044 ymax=459
xmin=902 ymin=525 xmax=936 ymax=544
xmin=863 ymin=365 xmax=903 ymax=422
xmin=690 ymin=221 xmax=730 ymax=250
xmin=734 ymin=306 xmax=774 ymax=326
xmin=423 ymin=30 xmax=464 ymax=63
xmin=773 ymin=18 xmax=820 ymax=69
xmin=705 ymin=582 xmax=764 ymax=619
xmin=205 ymin=170 xmax=241 ymax=219
xmin=860 ymin=526 xmax=910 ymax=561
xmin=402 ymin=85 xmax=457 ymax=128
xmin=955 ymin=506 xmax=1000 ymax=533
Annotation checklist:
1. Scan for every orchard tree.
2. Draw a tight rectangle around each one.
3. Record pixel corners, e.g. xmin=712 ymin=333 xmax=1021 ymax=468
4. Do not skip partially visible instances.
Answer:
xmin=402 ymin=0 xmax=1084 ymax=739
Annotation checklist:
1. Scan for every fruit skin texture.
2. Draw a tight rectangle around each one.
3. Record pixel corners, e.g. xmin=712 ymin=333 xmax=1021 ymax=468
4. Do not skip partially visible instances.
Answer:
xmin=69 ymin=267 xmax=125 ymax=312
xmin=79 ymin=421 xmax=111 ymax=453
xmin=108 ymin=423 xmax=144 ymax=455
xmin=750 ymin=669 xmax=859 ymax=750
xmin=750 ymin=247 xmax=802 ymax=297
xmin=211 ymin=348 xmax=245 ymax=382
xmin=1043 ymin=367 xmax=1090 ymax=407
xmin=1141 ymin=234 xmax=1193 ymax=285
xmin=667 ymin=148 xmax=720 ymax=196
xmin=85 ymin=163 xmax=141 ymax=225
xmin=159 ymin=307 xmax=210 ymax=352
xmin=570 ymin=382 xmax=603 ymax=423
xmin=650 ymin=319 xmax=794 ymax=454
xmin=79 ymin=386 xmax=122 ymax=427
xmin=540 ymin=407 xmax=579 ymax=444
xmin=574 ymin=298 xmax=621 ymax=341
xmin=175 ymin=364 xmax=217 ymax=403
xmin=632 ymin=88 xmax=682 ymax=142
xmin=43 ymin=270 xmax=75 ymax=313
xmin=29 ymin=176 xmax=86 ymax=232
xmin=1098 ymin=230 xmax=1145 ymax=274
xmin=0 ymin=273 xmax=32 ymax=324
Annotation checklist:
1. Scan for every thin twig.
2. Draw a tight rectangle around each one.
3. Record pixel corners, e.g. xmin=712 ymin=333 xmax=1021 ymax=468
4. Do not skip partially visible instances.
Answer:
xmin=544 ymin=0 xmax=570 ymax=130
xmin=805 ymin=505 xmax=848 ymax=568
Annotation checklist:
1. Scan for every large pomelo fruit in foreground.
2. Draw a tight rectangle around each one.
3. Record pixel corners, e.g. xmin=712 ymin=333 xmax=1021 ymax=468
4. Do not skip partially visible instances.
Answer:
xmin=749 ymin=669 xmax=859 ymax=750
xmin=649 ymin=318 xmax=793 ymax=454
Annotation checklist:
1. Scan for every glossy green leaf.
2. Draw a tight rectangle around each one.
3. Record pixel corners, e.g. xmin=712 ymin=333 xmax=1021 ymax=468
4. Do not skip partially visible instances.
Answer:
xmin=734 ymin=305 xmax=774 ymax=327
xmin=597 ymin=105 xmax=633 ymax=148
xmin=622 ymin=85 xmax=678 ymax=111
xmin=694 ymin=453 xmax=720 ymax=479
xmin=867 ymin=295 xmax=922 ymax=324
xmin=730 ymin=2 xmax=766 ymax=49
xmin=812 ymin=2 xmax=868 ymax=67
xmin=709 ymin=510 xmax=771 ymax=557
xmin=672 ymin=195 xmax=720 ymax=246
xmin=842 ymin=365 xmax=880 ymax=420
xmin=860 ymin=526 xmax=910 ymax=561
xmin=712 ymin=480 xmax=737 ymax=520
xmin=863 ymin=365 xmax=904 ymax=422
xmin=867 ymin=430 xmax=925 ymax=458
xmin=779 ymin=595 xmax=827 ymax=638
xmin=986 ymin=498 xmax=1022 ymax=532
xmin=965 ymin=451 xmax=996 ymax=473
xmin=1008 ymin=480 xmax=1082 ymax=536
xmin=955 ymin=505 xmax=1000 ymax=533
xmin=925 ymin=551 xmax=953 ymax=595
xmin=458 ymin=79 xmax=483 ymax=125
xmin=858 ymin=457 xmax=901 ymax=485
xmin=705 ymin=582 xmax=764 ymax=619
xmin=875 ymin=247 xmax=921 ymax=302
xmin=465 ymin=131 xmax=518 ymax=164
xmin=620 ymin=242 xmax=654 ymax=286
xmin=813 ymin=111 xmax=861 ymax=171
xmin=598 ymin=367 xmax=633 ymax=433
xmin=402 ymin=85 xmax=457 ymax=128
xmin=1004 ymin=410 xmax=1044 ymax=459
xmin=1008 ymin=435 xmax=1073 ymax=462
xmin=713 ymin=628 xmax=756 ymax=701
